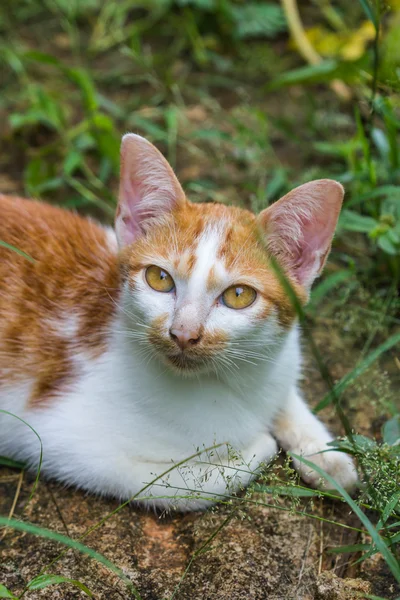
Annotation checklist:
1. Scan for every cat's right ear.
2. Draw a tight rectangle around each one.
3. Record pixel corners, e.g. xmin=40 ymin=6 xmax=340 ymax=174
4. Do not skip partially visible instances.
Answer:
xmin=258 ymin=179 xmax=344 ymax=291
xmin=116 ymin=134 xmax=186 ymax=247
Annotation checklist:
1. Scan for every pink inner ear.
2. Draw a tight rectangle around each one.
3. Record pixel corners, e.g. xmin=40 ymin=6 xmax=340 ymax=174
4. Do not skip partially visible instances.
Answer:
xmin=116 ymin=134 xmax=186 ymax=247
xmin=118 ymin=182 xmax=143 ymax=246
xmin=292 ymin=210 xmax=332 ymax=285
xmin=260 ymin=180 xmax=344 ymax=289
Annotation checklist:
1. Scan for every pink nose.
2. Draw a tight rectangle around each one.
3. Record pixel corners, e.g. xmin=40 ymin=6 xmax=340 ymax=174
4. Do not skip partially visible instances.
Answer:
xmin=169 ymin=328 xmax=201 ymax=351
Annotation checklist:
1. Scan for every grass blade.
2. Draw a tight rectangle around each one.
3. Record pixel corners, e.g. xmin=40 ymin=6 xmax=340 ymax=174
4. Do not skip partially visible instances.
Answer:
xmin=27 ymin=574 xmax=93 ymax=596
xmin=357 ymin=0 xmax=378 ymax=27
xmin=0 ymin=456 xmax=25 ymax=469
xmin=253 ymin=484 xmax=322 ymax=497
xmin=377 ymin=491 xmax=400 ymax=531
xmin=0 ymin=584 xmax=16 ymax=599
xmin=327 ymin=542 xmax=370 ymax=554
xmin=0 ymin=241 xmax=35 ymax=263
xmin=314 ymin=332 xmax=400 ymax=412
xmin=309 ymin=270 xmax=353 ymax=311
xmin=0 ymin=410 xmax=42 ymax=505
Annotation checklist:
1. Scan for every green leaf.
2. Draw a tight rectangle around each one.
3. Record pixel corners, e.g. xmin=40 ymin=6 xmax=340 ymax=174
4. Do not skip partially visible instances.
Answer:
xmin=176 ymin=0 xmax=216 ymax=8
xmin=9 ymin=111 xmax=52 ymax=130
xmin=0 ymin=241 xmax=36 ymax=263
xmin=383 ymin=416 xmax=400 ymax=446
xmin=377 ymin=491 xmax=400 ymax=531
xmin=347 ymin=185 xmax=400 ymax=209
xmin=165 ymin=105 xmax=179 ymax=168
xmin=388 ymin=226 xmax=400 ymax=244
xmin=339 ymin=209 xmax=378 ymax=233
xmin=268 ymin=60 xmax=338 ymax=89
xmin=253 ymin=485 xmax=322 ymax=497
xmin=63 ymin=150 xmax=83 ymax=176
xmin=91 ymin=112 xmax=115 ymax=131
xmin=290 ymin=453 xmax=400 ymax=583
xmin=67 ymin=68 xmax=98 ymax=113
xmin=0 ymin=584 xmax=16 ymax=598
xmin=265 ymin=168 xmax=287 ymax=203
xmin=327 ymin=542 xmax=370 ymax=554
xmin=25 ymin=158 xmax=60 ymax=197
xmin=0 ymin=517 xmax=141 ymax=599
xmin=24 ymin=50 xmax=63 ymax=67
xmin=314 ymin=333 xmax=400 ymax=412
xmin=378 ymin=234 xmax=399 ymax=255
xmin=35 ymin=88 xmax=64 ymax=130
xmin=0 ymin=455 xmax=25 ymax=469
xmin=90 ymin=112 xmax=120 ymax=169
xmin=372 ymin=127 xmax=390 ymax=159
xmin=28 ymin=574 xmax=93 ymax=596
xmin=24 ymin=50 xmax=99 ymax=118
xmin=390 ymin=531 xmax=400 ymax=544
xmin=327 ymin=434 xmax=376 ymax=454
xmin=309 ymin=270 xmax=353 ymax=309
xmin=230 ymin=3 xmax=286 ymax=40
xmin=363 ymin=595 xmax=398 ymax=600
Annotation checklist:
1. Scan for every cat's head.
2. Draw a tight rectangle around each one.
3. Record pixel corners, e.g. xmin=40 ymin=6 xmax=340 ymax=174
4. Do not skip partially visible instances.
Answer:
xmin=116 ymin=134 xmax=343 ymax=375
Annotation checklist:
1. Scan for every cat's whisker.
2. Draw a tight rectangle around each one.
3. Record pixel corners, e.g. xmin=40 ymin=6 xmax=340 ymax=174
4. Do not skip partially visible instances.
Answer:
xmin=225 ymin=346 xmax=276 ymax=361
xmin=135 ymin=322 xmax=152 ymax=330
xmin=216 ymin=358 xmax=245 ymax=394
xmin=225 ymin=353 xmax=258 ymax=367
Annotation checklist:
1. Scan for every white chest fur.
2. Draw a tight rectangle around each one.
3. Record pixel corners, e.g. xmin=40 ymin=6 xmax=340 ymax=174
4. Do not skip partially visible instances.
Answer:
xmin=0 ymin=321 xmax=301 ymax=508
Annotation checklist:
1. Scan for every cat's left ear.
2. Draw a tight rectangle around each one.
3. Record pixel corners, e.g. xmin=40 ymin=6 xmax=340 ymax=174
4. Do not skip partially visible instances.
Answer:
xmin=116 ymin=133 xmax=186 ymax=247
xmin=258 ymin=179 xmax=344 ymax=290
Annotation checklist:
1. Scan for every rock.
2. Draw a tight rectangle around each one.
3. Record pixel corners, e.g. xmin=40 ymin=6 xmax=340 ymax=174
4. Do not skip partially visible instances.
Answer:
xmin=316 ymin=571 xmax=371 ymax=599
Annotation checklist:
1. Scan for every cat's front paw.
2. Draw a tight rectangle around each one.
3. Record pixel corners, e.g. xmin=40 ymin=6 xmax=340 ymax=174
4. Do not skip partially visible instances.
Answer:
xmin=291 ymin=441 xmax=358 ymax=492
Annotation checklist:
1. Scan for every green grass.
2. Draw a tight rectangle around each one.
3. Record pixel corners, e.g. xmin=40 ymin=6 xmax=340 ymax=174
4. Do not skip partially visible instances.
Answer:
xmin=0 ymin=0 xmax=400 ymax=598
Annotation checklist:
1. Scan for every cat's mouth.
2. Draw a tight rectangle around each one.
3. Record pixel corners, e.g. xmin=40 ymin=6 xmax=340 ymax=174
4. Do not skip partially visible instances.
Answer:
xmin=147 ymin=328 xmax=226 ymax=374
xmin=164 ymin=352 xmax=208 ymax=373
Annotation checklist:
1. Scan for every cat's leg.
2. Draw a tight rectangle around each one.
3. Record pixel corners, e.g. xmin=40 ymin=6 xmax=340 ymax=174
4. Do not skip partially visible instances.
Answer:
xmin=138 ymin=433 xmax=278 ymax=511
xmin=273 ymin=387 xmax=358 ymax=491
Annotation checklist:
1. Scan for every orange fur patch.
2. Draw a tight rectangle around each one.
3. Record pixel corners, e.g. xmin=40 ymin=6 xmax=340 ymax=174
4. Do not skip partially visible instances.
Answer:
xmin=206 ymin=266 xmax=218 ymax=292
xmin=0 ymin=195 xmax=120 ymax=406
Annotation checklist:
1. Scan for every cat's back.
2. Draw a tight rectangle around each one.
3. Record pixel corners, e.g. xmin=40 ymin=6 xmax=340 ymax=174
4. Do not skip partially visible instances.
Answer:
xmin=0 ymin=194 xmax=117 ymax=267
xmin=0 ymin=194 xmax=120 ymax=397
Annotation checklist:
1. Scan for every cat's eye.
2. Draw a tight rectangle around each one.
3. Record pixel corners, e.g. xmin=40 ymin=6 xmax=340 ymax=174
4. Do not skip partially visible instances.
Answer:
xmin=145 ymin=265 xmax=175 ymax=293
xmin=221 ymin=285 xmax=257 ymax=310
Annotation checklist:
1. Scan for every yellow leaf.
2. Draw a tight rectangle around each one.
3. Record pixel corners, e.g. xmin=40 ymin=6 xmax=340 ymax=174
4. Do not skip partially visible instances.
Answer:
xmin=297 ymin=21 xmax=376 ymax=61
xmin=340 ymin=21 xmax=376 ymax=60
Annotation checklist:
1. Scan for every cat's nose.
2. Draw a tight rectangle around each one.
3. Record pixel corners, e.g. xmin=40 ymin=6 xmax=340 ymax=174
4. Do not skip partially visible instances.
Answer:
xmin=169 ymin=328 xmax=201 ymax=351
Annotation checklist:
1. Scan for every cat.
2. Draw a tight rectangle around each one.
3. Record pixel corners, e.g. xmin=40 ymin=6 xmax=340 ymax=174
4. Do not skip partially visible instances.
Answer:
xmin=0 ymin=134 xmax=357 ymax=510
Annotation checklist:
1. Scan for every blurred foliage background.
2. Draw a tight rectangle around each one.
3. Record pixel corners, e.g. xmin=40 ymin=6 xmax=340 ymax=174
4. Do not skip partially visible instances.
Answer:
xmin=1 ymin=0 xmax=400 ymax=284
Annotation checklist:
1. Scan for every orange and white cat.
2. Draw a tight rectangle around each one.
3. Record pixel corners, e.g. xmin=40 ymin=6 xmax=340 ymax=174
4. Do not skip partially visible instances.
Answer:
xmin=0 ymin=134 xmax=357 ymax=509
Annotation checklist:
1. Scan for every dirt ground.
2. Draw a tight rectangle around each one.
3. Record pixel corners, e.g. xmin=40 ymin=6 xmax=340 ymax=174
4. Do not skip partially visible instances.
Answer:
xmin=1 ymin=310 xmax=399 ymax=600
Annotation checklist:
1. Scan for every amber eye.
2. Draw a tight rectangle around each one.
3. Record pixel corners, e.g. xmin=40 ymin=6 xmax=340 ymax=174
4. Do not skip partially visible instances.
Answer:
xmin=222 ymin=285 xmax=257 ymax=310
xmin=145 ymin=265 xmax=175 ymax=293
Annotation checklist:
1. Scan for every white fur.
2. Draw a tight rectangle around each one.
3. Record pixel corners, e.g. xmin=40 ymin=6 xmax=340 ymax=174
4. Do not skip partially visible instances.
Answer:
xmin=0 ymin=221 xmax=357 ymax=510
